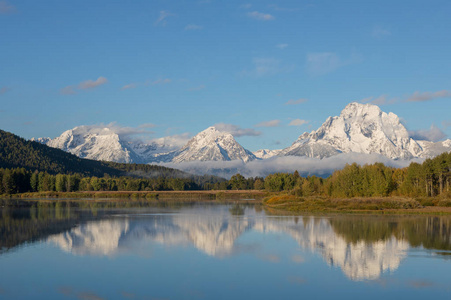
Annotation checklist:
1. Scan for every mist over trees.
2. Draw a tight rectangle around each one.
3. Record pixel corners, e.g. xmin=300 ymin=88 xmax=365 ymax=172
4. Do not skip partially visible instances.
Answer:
xmin=2 ymin=152 xmax=451 ymax=197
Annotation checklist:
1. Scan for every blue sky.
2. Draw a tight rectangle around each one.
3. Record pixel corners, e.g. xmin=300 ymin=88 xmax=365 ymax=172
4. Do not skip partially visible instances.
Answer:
xmin=1 ymin=0 xmax=450 ymax=151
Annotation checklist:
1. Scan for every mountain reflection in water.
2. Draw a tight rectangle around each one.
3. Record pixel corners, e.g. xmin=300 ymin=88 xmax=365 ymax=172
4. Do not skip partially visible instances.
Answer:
xmin=2 ymin=203 xmax=451 ymax=282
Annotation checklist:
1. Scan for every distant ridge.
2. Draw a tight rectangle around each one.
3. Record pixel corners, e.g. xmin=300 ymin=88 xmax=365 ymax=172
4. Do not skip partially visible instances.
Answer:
xmin=0 ymin=129 xmax=195 ymax=179
xmin=33 ymin=102 xmax=451 ymax=165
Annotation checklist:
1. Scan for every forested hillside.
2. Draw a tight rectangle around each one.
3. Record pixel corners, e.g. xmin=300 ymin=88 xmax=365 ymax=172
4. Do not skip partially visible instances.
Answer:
xmin=0 ymin=129 xmax=121 ymax=176
xmin=0 ymin=129 xmax=226 ymax=193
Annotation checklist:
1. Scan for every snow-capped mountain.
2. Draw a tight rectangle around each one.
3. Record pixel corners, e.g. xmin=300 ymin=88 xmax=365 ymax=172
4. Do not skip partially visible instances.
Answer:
xmin=417 ymin=139 xmax=451 ymax=158
xmin=33 ymin=126 xmax=174 ymax=164
xmin=253 ymin=149 xmax=281 ymax=159
xmin=35 ymin=125 xmax=257 ymax=164
xmin=280 ymin=102 xmax=428 ymax=159
xmin=167 ymin=126 xmax=257 ymax=163
xmin=34 ymin=103 xmax=451 ymax=166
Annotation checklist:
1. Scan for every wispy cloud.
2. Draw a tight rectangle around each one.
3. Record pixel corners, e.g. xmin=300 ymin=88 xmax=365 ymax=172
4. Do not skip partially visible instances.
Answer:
xmin=214 ymin=123 xmax=261 ymax=137
xmin=285 ymin=98 xmax=308 ymax=105
xmin=58 ymin=287 xmax=105 ymax=300
xmin=242 ymin=57 xmax=293 ymax=77
xmin=160 ymin=153 xmax=418 ymax=179
xmin=188 ymin=84 xmax=205 ymax=91
xmin=149 ymin=78 xmax=172 ymax=86
xmin=372 ymin=26 xmax=391 ymax=38
xmin=442 ymin=120 xmax=451 ymax=129
xmin=276 ymin=43 xmax=288 ymax=50
xmin=78 ymin=77 xmax=108 ymax=90
xmin=0 ymin=86 xmax=11 ymax=95
xmin=360 ymin=95 xmax=396 ymax=105
xmin=60 ymin=86 xmax=76 ymax=95
xmin=409 ymin=125 xmax=446 ymax=142
xmin=255 ymin=119 xmax=280 ymax=127
xmin=185 ymin=24 xmax=203 ymax=30
xmin=0 ymin=1 xmax=15 ymax=14
xmin=289 ymin=119 xmax=309 ymax=126
xmin=155 ymin=10 xmax=174 ymax=26
xmin=121 ymin=83 xmax=138 ymax=90
xmin=268 ymin=4 xmax=298 ymax=12
xmin=247 ymin=11 xmax=274 ymax=21
xmin=291 ymin=255 xmax=304 ymax=264
xmin=406 ymin=90 xmax=451 ymax=102
xmin=68 ymin=122 xmax=157 ymax=141
xmin=407 ymin=280 xmax=435 ymax=289
xmin=306 ymin=52 xmax=362 ymax=76
xmin=240 ymin=3 xmax=252 ymax=9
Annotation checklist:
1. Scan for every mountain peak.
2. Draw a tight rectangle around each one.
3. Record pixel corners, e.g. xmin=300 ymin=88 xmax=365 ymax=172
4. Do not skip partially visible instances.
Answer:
xmin=280 ymin=102 xmax=423 ymax=159
xmin=171 ymin=126 xmax=257 ymax=163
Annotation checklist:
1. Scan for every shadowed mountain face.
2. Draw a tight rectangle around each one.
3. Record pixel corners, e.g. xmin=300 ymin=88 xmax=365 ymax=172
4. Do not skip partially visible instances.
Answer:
xmin=3 ymin=204 xmax=450 ymax=281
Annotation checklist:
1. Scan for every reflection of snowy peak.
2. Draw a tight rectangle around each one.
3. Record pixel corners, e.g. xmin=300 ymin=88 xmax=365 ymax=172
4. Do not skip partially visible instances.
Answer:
xmin=48 ymin=219 xmax=130 ymax=256
xmin=169 ymin=127 xmax=257 ymax=163
xmin=48 ymin=211 xmax=407 ymax=280
xmin=280 ymin=103 xmax=424 ymax=159
xmin=254 ymin=217 xmax=408 ymax=281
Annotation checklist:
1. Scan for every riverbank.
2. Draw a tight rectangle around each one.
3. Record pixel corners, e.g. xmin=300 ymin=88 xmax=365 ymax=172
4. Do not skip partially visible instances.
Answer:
xmin=3 ymin=191 xmax=451 ymax=214
xmin=1 ymin=190 xmax=269 ymax=201
xmin=263 ymin=195 xmax=451 ymax=214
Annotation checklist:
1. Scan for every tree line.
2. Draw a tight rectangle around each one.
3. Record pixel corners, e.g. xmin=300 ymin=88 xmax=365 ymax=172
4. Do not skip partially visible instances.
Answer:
xmin=2 ymin=151 xmax=451 ymax=197
xmin=261 ymin=152 xmax=451 ymax=198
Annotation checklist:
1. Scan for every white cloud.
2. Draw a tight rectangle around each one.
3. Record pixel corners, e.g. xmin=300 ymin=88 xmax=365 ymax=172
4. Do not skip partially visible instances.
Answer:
xmin=121 ymin=83 xmax=138 ymax=90
xmin=306 ymin=52 xmax=362 ymax=76
xmin=409 ymin=125 xmax=446 ymax=142
xmin=255 ymin=120 xmax=280 ymax=128
xmin=372 ymin=26 xmax=391 ymax=38
xmin=268 ymin=4 xmax=297 ymax=12
xmin=360 ymin=95 xmax=396 ymax=105
xmin=185 ymin=24 xmax=203 ymax=30
xmin=406 ymin=90 xmax=451 ymax=102
xmin=289 ymin=119 xmax=309 ymax=126
xmin=159 ymin=153 xmax=420 ymax=179
xmin=0 ymin=86 xmax=11 ymax=95
xmin=276 ymin=44 xmax=288 ymax=49
xmin=149 ymin=78 xmax=172 ymax=86
xmin=188 ymin=85 xmax=205 ymax=91
xmin=60 ymin=86 xmax=76 ymax=95
xmin=0 ymin=1 xmax=15 ymax=14
xmin=285 ymin=98 xmax=308 ymax=105
xmin=247 ymin=11 xmax=274 ymax=21
xmin=150 ymin=133 xmax=191 ymax=150
xmin=240 ymin=4 xmax=252 ymax=9
xmin=78 ymin=77 xmax=108 ymax=90
xmin=155 ymin=10 xmax=174 ymax=26
xmin=67 ymin=123 xmax=157 ymax=142
xmin=214 ymin=123 xmax=261 ymax=137
xmin=242 ymin=57 xmax=293 ymax=77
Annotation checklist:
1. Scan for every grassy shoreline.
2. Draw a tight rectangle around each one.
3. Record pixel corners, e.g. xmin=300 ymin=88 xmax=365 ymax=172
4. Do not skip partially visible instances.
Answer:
xmin=3 ymin=191 xmax=451 ymax=215
xmin=0 ymin=190 xmax=269 ymax=201
xmin=263 ymin=194 xmax=451 ymax=215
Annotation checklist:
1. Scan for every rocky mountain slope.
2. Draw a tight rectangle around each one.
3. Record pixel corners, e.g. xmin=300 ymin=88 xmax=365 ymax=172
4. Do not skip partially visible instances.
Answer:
xmin=34 ymin=103 xmax=451 ymax=164
xmin=162 ymin=126 xmax=257 ymax=163
xmin=279 ymin=102 xmax=450 ymax=159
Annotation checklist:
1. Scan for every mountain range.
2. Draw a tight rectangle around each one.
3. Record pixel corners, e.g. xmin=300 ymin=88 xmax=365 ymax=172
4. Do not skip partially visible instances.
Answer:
xmin=34 ymin=102 xmax=451 ymax=164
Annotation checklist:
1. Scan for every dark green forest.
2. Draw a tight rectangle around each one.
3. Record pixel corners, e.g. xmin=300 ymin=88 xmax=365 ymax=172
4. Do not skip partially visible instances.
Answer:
xmin=262 ymin=152 xmax=451 ymax=198
xmin=1 ymin=128 xmax=451 ymax=197
xmin=0 ymin=129 xmax=226 ymax=192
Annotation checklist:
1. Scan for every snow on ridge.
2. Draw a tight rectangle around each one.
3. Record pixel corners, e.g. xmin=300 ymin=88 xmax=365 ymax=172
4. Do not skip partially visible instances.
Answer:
xmin=32 ymin=102 xmax=451 ymax=167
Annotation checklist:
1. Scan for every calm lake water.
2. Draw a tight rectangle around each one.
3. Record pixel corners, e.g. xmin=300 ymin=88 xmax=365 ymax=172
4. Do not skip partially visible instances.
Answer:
xmin=1 ymin=201 xmax=451 ymax=299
